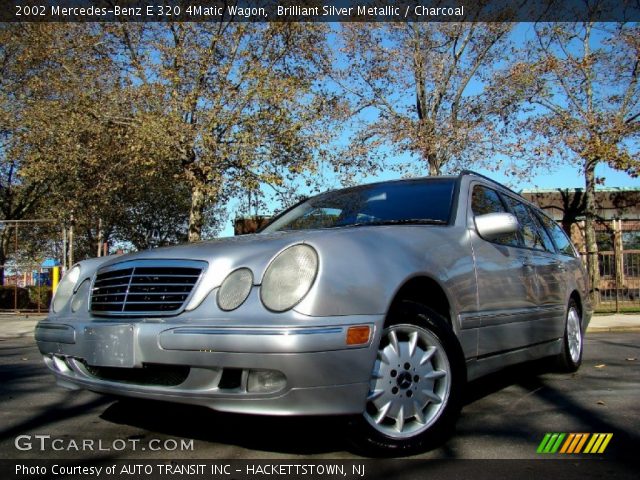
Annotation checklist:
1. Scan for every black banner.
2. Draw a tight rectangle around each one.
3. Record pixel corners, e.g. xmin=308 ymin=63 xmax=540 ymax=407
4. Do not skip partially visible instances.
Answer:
xmin=3 ymin=459 xmax=640 ymax=480
xmin=1 ymin=0 xmax=639 ymax=23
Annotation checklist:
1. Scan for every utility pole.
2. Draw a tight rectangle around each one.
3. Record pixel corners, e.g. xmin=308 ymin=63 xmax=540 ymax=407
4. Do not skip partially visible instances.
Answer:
xmin=62 ymin=225 xmax=67 ymax=271
xmin=14 ymin=222 xmax=18 ymax=311
xmin=68 ymin=215 xmax=74 ymax=266
xmin=97 ymin=218 xmax=103 ymax=257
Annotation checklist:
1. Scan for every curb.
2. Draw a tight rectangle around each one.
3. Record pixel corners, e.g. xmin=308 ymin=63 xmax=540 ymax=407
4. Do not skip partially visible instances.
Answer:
xmin=587 ymin=326 xmax=640 ymax=333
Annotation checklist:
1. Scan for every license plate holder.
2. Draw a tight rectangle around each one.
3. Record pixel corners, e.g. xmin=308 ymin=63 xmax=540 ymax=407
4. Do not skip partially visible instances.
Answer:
xmin=83 ymin=324 xmax=135 ymax=368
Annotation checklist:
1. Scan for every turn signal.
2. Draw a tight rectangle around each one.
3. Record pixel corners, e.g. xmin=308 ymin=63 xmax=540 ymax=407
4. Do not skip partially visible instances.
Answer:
xmin=346 ymin=325 xmax=371 ymax=345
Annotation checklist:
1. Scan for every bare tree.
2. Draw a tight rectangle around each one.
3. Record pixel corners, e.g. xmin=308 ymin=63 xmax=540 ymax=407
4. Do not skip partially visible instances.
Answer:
xmin=105 ymin=22 xmax=337 ymax=241
xmin=497 ymin=20 xmax=639 ymax=297
xmin=337 ymin=19 xmax=514 ymax=177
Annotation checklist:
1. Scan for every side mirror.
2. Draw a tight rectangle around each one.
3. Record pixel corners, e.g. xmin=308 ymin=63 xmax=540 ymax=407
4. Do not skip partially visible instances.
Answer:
xmin=475 ymin=212 xmax=519 ymax=241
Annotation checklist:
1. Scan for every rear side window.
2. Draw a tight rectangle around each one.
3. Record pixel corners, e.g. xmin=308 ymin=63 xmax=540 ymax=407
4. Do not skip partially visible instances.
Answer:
xmin=529 ymin=208 xmax=556 ymax=252
xmin=502 ymin=195 xmax=547 ymax=251
xmin=538 ymin=214 xmax=577 ymax=257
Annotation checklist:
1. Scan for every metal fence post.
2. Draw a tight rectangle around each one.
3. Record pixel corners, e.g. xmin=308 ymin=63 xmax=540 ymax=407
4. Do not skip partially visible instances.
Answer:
xmin=613 ymin=219 xmax=624 ymax=313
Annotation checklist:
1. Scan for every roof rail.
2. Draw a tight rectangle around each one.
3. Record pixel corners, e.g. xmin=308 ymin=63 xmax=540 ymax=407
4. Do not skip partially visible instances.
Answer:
xmin=459 ymin=169 xmax=522 ymax=198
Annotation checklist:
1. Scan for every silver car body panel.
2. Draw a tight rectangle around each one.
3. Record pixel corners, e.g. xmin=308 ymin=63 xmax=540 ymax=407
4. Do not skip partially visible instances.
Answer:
xmin=36 ymin=173 xmax=592 ymax=415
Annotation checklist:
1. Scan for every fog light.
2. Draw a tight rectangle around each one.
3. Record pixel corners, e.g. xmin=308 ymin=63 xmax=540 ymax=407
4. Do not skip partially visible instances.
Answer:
xmin=346 ymin=325 xmax=371 ymax=345
xmin=247 ymin=369 xmax=286 ymax=393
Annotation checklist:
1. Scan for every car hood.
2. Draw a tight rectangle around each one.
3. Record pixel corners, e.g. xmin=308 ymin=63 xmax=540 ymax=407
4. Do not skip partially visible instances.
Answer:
xmin=96 ymin=225 xmax=451 ymax=284
xmin=100 ymin=229 xmax=314 ymax=269
xmin=68 ymin=223 xmax=467 ymax=318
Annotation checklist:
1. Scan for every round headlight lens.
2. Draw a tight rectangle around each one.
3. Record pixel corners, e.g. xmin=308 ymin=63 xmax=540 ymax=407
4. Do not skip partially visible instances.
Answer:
xmin=261 ymin=244 xmax=318 ymax=312
xmin=217 ymin=268 xmax=253 ymax=311
xmin=71 ymin=278 xmax=91 ymax=313
xmin=52 ymin=265 xmax=81 ymax=313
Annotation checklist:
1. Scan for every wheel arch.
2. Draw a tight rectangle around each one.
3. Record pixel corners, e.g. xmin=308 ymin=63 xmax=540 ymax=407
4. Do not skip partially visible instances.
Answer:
xmin=386 ymin=276 xmax=454 ymax=329
xmin=568 ymin=289 xmax=589 ymax=332
xmin=569 ymin=289 xmax=583 ymax=316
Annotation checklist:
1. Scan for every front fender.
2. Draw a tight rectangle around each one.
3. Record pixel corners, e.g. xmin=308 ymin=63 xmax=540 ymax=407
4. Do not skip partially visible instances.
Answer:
xmin=293 ymin=226 xmax=475 ymax=318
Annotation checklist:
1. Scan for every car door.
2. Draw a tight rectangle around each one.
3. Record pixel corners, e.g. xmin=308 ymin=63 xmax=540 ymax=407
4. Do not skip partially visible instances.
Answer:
xmin=529 ymin=208 xmax=568 ymax=335
xmin=537 ymin=212 xmax=581 ymax=339
xmin=501 ymin=196 xmax=567 ymax=345
xmin=468 ymin=184 xmax=538 ymax=356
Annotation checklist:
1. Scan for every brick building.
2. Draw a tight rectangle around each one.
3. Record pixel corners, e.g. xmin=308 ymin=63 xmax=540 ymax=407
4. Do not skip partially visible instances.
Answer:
xmin=522 ymin=187 xmax=640 ymax=307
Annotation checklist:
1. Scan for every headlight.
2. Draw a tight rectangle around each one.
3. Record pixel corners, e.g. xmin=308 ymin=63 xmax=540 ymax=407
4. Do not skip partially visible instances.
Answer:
xmin=71 ymin=278 xmax=91 ymax=313
xmin=260 ymin=244 xmax=318 ymax=312
xmin=217 ymin=268 xmax=253 ymax=311
xmin=52 ymin=265 xmax=81 ymax=313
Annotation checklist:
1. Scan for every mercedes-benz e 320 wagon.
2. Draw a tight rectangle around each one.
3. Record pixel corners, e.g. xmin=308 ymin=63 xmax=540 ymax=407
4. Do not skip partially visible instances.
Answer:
xmin=36 ymin=171 xmax=591 ymax=455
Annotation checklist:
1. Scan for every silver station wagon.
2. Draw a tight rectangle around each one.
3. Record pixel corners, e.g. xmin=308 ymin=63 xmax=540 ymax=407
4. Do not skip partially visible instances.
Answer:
xmin=36 ymin=171 xmax=591 ymax=455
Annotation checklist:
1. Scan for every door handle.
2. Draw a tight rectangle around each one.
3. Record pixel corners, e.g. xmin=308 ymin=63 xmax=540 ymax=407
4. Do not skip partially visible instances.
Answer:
xmin=554 ymin=262 xmax=566 ymax=272
xmin=522 ymin=260 xmax=533 ymax=269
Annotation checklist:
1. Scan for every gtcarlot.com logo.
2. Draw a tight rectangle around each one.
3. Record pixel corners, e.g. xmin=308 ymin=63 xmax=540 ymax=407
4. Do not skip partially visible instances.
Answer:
xmin=537 ymin=433 xmax=613 ymax=454
xmin=14 ymin=435 xmax=194 ymax=452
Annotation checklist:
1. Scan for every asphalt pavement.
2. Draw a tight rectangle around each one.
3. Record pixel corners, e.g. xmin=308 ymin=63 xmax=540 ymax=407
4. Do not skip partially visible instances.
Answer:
xmin=0 ymin=314 xmax=638 ymax=462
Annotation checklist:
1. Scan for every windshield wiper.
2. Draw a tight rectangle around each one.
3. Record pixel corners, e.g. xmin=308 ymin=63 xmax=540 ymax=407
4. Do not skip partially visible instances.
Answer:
xmin=348 ymin=219 xmax=447 ymax=227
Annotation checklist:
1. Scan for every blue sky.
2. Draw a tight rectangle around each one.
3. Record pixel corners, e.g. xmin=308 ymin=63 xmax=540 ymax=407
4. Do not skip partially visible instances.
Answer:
xmin=216 ymin=22 xmax=639 ymax=237
xmin=218 ymin=160 xmax=638 ymax=238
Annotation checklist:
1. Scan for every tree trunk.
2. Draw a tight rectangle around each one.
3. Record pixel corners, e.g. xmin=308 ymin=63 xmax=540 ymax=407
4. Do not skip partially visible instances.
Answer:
xmin=0 ymin=250 xmax=5 ymax=286
xmin=188 ymin=184 xmax=205 ymax=242
xmin=583 ymin=160 xmax=600 ymax=303
xmin=427 ymin=153 xmax=440 ymax=176
xmin=0 ymin=228 xmax=12 ymax=285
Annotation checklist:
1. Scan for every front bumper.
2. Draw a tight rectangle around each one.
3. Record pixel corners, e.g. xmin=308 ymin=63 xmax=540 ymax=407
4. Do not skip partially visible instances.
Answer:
xmin=35 ymin=316 xmax=384 ymax=416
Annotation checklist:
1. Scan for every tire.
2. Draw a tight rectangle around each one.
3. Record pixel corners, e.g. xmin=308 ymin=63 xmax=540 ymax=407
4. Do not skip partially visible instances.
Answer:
xmin=347 ymin=301 xmax=466 ymax=456
xmin=555 ymin=299 xmax=583 ymax=372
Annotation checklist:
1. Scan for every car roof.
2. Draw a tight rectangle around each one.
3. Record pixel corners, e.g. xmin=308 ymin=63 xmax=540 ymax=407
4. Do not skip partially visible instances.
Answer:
xmin=460 ymin=170 xmax=558 ymax=222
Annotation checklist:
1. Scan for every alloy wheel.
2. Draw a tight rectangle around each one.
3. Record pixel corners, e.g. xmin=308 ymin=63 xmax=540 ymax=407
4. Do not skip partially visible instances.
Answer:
xmin=567 ymin=307 xmax=582 ymax=364
xmin=364 ymin=324 xmax=451 ymax=438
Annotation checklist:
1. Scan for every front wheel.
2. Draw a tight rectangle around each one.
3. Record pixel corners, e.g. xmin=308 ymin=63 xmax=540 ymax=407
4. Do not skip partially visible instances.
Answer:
xmin=347 ymin=302 xmax=465 ymax=456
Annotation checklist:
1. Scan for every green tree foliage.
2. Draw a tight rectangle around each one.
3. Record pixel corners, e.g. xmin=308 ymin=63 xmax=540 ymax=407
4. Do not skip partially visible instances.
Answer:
xmin=0 ymin=24 xmax=60 ymax=280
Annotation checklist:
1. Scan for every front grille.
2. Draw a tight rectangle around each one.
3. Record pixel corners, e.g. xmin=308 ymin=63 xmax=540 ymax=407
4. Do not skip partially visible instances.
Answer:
xmin=90 ymin=261 xmax=204 ymax=316
xmin=81 ymin=362 xmax=190 ymax=386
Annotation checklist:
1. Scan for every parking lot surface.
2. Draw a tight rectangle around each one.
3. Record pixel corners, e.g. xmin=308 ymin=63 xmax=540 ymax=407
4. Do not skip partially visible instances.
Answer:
xmin=0 ymin=322 xmax=638 ymax=463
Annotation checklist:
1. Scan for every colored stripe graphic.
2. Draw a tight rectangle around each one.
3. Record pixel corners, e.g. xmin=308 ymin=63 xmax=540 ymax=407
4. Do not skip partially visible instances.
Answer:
xmin=559 ymin=433 xmax=575 ymax=453
xmin=538 ymin=433 xmax=613 ymax=454
xmin=561 ymin=433 xmax=588 ymax=453
xmin=537 ymin=433 xmax=552 ymax=453
xmin=537 ymin=433 xmax=565 ymax=453
xmin=584 ymin=433 xmax=614 ymax=453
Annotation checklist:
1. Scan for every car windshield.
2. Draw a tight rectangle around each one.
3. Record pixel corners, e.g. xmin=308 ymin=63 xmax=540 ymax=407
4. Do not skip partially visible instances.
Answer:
xmin=261 ymin=179 xmax=456 ymax=233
